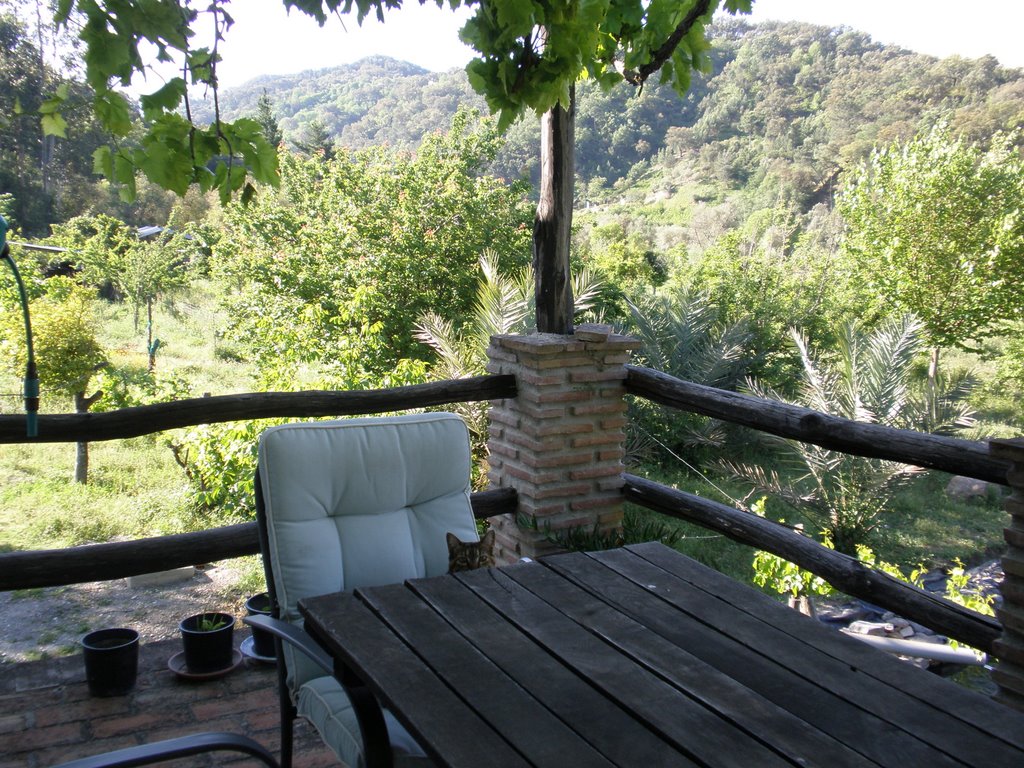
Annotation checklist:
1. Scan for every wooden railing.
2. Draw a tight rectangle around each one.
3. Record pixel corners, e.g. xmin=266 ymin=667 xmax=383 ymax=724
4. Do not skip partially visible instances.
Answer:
xmin=0 ymin=374 xmax=517 ymax=591
xmin=0 ymin=488 xmax=517 ymax=592
xmin=0 ymin=375 xmax=516 ymax=443
xmin=0 ymin=363 xmax=1012 ymax=656
xmin=625 ymin=365 xmax=1010 ymax=484
xmin=623 ymin=365 xmax=1008 ymax=656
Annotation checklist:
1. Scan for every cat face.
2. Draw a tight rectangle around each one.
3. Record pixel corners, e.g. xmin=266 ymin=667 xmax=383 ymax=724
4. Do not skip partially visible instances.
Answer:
xmin=446 ymin=529 xmax=496 ymax=572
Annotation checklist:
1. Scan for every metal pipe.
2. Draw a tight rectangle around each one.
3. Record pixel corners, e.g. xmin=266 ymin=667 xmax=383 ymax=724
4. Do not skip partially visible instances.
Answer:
xmin=840 ymin=628 xmax=987 ymax=666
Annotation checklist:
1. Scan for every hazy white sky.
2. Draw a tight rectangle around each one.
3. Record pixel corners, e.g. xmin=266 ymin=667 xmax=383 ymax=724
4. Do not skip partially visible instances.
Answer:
xmin=193 ymin=0 xmax=1023 ymax=90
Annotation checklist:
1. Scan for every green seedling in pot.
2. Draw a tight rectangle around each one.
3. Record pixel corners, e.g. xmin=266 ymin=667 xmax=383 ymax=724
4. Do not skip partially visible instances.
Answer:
xmin=196 ymin=613 xmax=229 ymax=632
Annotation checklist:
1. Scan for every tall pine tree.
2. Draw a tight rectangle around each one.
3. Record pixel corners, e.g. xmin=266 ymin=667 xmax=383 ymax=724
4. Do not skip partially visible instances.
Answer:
xmin=255 ymin=89 xmax=283 ymax=148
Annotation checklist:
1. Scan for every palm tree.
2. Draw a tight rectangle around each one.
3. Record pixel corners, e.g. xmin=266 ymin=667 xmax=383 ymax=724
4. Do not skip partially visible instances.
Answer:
xmin=415 ymin=250 xmax=601 ymax=485
xmin=624 ymin=288 xmax=756 ymax=465
xmin=723 ymin=315 xmax=975 ymax=554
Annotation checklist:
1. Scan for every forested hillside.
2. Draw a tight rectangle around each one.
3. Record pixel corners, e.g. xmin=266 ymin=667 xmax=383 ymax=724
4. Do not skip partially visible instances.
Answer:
xmin=5 ymin=11 xmax=1022 ymax=235
xmin=199 ymin=19 xmax=1023 ymax=200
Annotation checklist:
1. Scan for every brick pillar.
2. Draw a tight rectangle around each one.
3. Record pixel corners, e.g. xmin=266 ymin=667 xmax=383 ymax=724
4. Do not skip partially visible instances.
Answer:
xmin=485 ymin=326 xmax=640 ymax=562
xmin=991 ymin=438 xmax=1024 ymax=711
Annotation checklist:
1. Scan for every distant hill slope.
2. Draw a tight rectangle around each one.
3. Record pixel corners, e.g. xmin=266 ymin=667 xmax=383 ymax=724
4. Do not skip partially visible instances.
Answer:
xmin=201 ymin=22 xmax=1024 ymax=199
xmin=194 ymin=56 xmax=483 ymax=149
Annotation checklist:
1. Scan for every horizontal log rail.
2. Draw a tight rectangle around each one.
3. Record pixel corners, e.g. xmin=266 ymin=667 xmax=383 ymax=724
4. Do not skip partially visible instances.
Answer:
xmin=0 ymin=375 xmax=517 ymax=444
xmin=622 ymin=473 xmax=1002 ymax=655
xmin=626 ymin=365 xmax=1010 ymax=486
xmin=0 ymin=488 xmax=518 ymax=592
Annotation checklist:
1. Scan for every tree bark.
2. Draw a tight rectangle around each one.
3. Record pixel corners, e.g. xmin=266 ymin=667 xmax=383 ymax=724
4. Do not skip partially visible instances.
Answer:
xmin=533 ymin=87 xmax=575 ymax=334
xmin=624 ymin=365 xmax=1009 ymax=484
xmin=0 ymin=375 xmax=517 ymax=443
xmin=928 ymin=346 xmax=940 ymax=391
xmin=147 ymin=299 xmax=156 ymax=371
xmin=73 ymin=390 xmax=102 ymax=484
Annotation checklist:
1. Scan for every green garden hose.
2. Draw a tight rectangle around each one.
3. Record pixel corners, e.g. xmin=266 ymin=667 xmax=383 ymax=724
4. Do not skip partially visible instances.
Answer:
xmin=0 ymin=214 xmax=39 ymax=437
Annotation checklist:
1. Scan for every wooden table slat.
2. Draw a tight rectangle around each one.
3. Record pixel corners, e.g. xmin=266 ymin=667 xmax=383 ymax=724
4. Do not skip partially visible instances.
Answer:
xmin=542 ymin=550 xmax=965 ymax=768
xmin=627 ymin=540 xmax=1024 ymax=751
xmin=299 ymin=591 xmax=530 ymax=768
xmin=456 ymin=566 xmax=795 ymax=768
xmin=572 ymin=547 xmax=1021 ymax=768
xmin=298 ymin=543 xmax=1024 ymax=768
xmin=501 ymin=557 xmax=876 ymax=768
xmin=408 ymin=572 xmax=697 ymax=768
xmin=358 ymin=580 xmax=617 ymax=768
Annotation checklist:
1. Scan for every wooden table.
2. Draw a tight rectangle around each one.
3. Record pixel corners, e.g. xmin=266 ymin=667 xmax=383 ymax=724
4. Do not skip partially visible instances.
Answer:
xmin=299 ymin=542 xmax=1024 ymax=768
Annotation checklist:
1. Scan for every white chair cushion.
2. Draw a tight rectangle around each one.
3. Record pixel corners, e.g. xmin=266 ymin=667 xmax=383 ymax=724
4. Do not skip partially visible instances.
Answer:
xmin=257 ymin=412 xmax=478 ymax=759
xmin=259 ymin=413 xmax=478 ymax=632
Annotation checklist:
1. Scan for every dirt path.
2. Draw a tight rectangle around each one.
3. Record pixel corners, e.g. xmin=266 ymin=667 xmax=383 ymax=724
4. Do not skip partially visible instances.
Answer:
xmin=0 ymin=561 xmax=254 ymax=665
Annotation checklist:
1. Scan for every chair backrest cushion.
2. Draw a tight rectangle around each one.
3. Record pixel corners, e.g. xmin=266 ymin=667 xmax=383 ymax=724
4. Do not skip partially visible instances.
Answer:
xmin=257 ymin=413 xmax=477 ymax=621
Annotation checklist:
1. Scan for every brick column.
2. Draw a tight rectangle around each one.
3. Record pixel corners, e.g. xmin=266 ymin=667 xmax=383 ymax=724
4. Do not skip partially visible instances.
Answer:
xmin=991 ymin=438 xmax=1024 ymax=711
xmin=485 ymin=326 xmax=640 ymax=562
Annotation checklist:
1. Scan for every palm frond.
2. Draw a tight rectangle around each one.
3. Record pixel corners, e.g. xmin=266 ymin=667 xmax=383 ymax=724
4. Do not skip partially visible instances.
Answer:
xmin=866 ymin=314 xmax=922 ymax=425
xmin=413 ymin=312 xmax=474 ymax=379
xmin=791 ymin=328 xmax=838 ymax=416
xmin=473 ymin=250 xmax=530 ymax=344
xmin=572 ymin=266 xmax=603 ymax=315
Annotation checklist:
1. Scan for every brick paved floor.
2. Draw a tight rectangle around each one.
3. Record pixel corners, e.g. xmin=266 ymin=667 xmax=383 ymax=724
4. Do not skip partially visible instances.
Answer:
xmin=0 ymin=631 xmax=337 ymax=768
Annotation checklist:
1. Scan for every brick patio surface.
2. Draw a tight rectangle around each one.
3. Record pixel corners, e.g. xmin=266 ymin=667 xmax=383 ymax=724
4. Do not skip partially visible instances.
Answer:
xmin=0 ymin=631 xmax=337 ymax=768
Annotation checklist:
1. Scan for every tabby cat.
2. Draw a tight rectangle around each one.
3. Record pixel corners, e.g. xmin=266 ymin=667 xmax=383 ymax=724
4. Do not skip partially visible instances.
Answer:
xmin=446 ymin=529 xmax=496 ymax=572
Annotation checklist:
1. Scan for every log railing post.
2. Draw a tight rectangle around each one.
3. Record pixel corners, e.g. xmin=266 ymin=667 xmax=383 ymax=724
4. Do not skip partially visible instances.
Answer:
xmin=485 ymin=328 xmax=640 ymax=562
xmin=991 ymin=438 xmax=1024 ymax=711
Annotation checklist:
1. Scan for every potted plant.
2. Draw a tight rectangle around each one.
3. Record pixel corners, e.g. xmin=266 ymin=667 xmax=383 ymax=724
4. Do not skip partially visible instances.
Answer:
xmin=179 ymin=611 xmax=235 ymax=673
xmin=81 ymin=627 xmax=139 ymax=697
xmin=244 ymin=592 xmax=277 ymax=660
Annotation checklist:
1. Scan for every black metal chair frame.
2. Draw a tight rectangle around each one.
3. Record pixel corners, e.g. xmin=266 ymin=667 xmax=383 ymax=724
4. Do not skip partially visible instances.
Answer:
xmin=52 ymin=732 xmax=279 ymax=768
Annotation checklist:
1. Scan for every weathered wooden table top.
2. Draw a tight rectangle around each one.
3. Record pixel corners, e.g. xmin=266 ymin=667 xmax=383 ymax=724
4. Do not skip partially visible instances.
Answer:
xmin=300 ymin=541 xmax=1024 ymax=767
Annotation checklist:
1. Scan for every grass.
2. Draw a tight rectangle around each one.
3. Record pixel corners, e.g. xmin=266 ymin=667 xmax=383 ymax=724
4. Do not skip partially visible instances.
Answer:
xmin=629 ymin=466 xmax=762 ymax=585
xmin=880 ymin=472 xmax=1008 ymax=570
xmin=0 ymin=281 xmax=252 ymax=553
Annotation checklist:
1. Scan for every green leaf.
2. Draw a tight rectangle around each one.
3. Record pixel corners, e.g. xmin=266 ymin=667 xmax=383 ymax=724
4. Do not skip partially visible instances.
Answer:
xmin=92 ymin=146 xmax=114 ymax=177
xmin=41 ymin=112 xmax=68 ymax=138
xmin=94 ymin=91 xmax=133 ymax=136
xmin=140 ymin=79 xmax=187 ymax=121
xmin=138 ymin=141 xmax=194 ymax=197
xmin=113 ymin=152 xmax=138 ymax=201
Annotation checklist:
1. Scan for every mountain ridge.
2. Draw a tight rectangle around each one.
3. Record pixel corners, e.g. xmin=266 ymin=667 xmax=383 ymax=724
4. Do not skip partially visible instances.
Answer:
xmin=200 ymin=20 xmax=1024 ymax=200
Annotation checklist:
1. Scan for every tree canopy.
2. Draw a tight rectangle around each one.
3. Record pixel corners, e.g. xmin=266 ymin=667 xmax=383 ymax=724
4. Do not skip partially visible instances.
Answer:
xmin=838 ymin=125 xmax=1024 ymax=368
xmin=53 ymin=0 xmax=752 ymax=202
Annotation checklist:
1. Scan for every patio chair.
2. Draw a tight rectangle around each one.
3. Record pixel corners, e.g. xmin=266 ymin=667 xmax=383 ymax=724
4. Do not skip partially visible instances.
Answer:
xmin=52 ymin=732 xmax=279 ymax=767
xmin=245 ymin=413 xmax=481 ymax=768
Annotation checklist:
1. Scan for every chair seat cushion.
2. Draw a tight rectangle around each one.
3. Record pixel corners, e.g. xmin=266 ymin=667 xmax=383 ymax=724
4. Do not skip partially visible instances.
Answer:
xmin=297 ymin=676 xmax=432 ymax=768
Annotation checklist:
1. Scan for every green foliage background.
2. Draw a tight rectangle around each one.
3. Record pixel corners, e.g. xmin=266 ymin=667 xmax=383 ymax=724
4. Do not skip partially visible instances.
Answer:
xmin=0 ymin=11 xmax=1021 ymax=592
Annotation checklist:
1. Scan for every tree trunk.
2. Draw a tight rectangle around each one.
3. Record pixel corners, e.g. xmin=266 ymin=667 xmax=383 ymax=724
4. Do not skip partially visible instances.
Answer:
xmin=147 ymin=300 xmax=156 ymax=372
xmin=927 ymin=346 xmax=941 ymax=425
xmin=73 ymin=390 xmax=103 ymax=484
xmin=533 ymin=87 xmax=575 ymax=334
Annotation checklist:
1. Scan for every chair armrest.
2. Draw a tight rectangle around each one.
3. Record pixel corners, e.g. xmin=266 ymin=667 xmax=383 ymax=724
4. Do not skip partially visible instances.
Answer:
xmin=243 ymin=614 xmax=333 ymax=674
xmin=52 ymin=732 xmax=279 ymax=768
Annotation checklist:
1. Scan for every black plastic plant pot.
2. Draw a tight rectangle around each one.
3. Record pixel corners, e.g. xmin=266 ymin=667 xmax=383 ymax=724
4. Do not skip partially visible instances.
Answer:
xmin=245 ymin=592 xmax=277 ymax=659
xmin=179 ymin=612 xmax=235 ymax=673
xmin=81 ymin=627 xmax=139 ymax=697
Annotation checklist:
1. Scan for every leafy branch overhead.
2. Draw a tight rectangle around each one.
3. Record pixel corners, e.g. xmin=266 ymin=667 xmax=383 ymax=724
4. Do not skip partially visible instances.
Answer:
xmin=54 ymin=0 xmax=753 ymax=201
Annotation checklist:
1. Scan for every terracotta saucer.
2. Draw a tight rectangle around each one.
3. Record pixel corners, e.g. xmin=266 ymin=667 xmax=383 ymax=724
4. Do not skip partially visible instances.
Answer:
xmin=167 ymin=649 xmax=243 ymax=680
